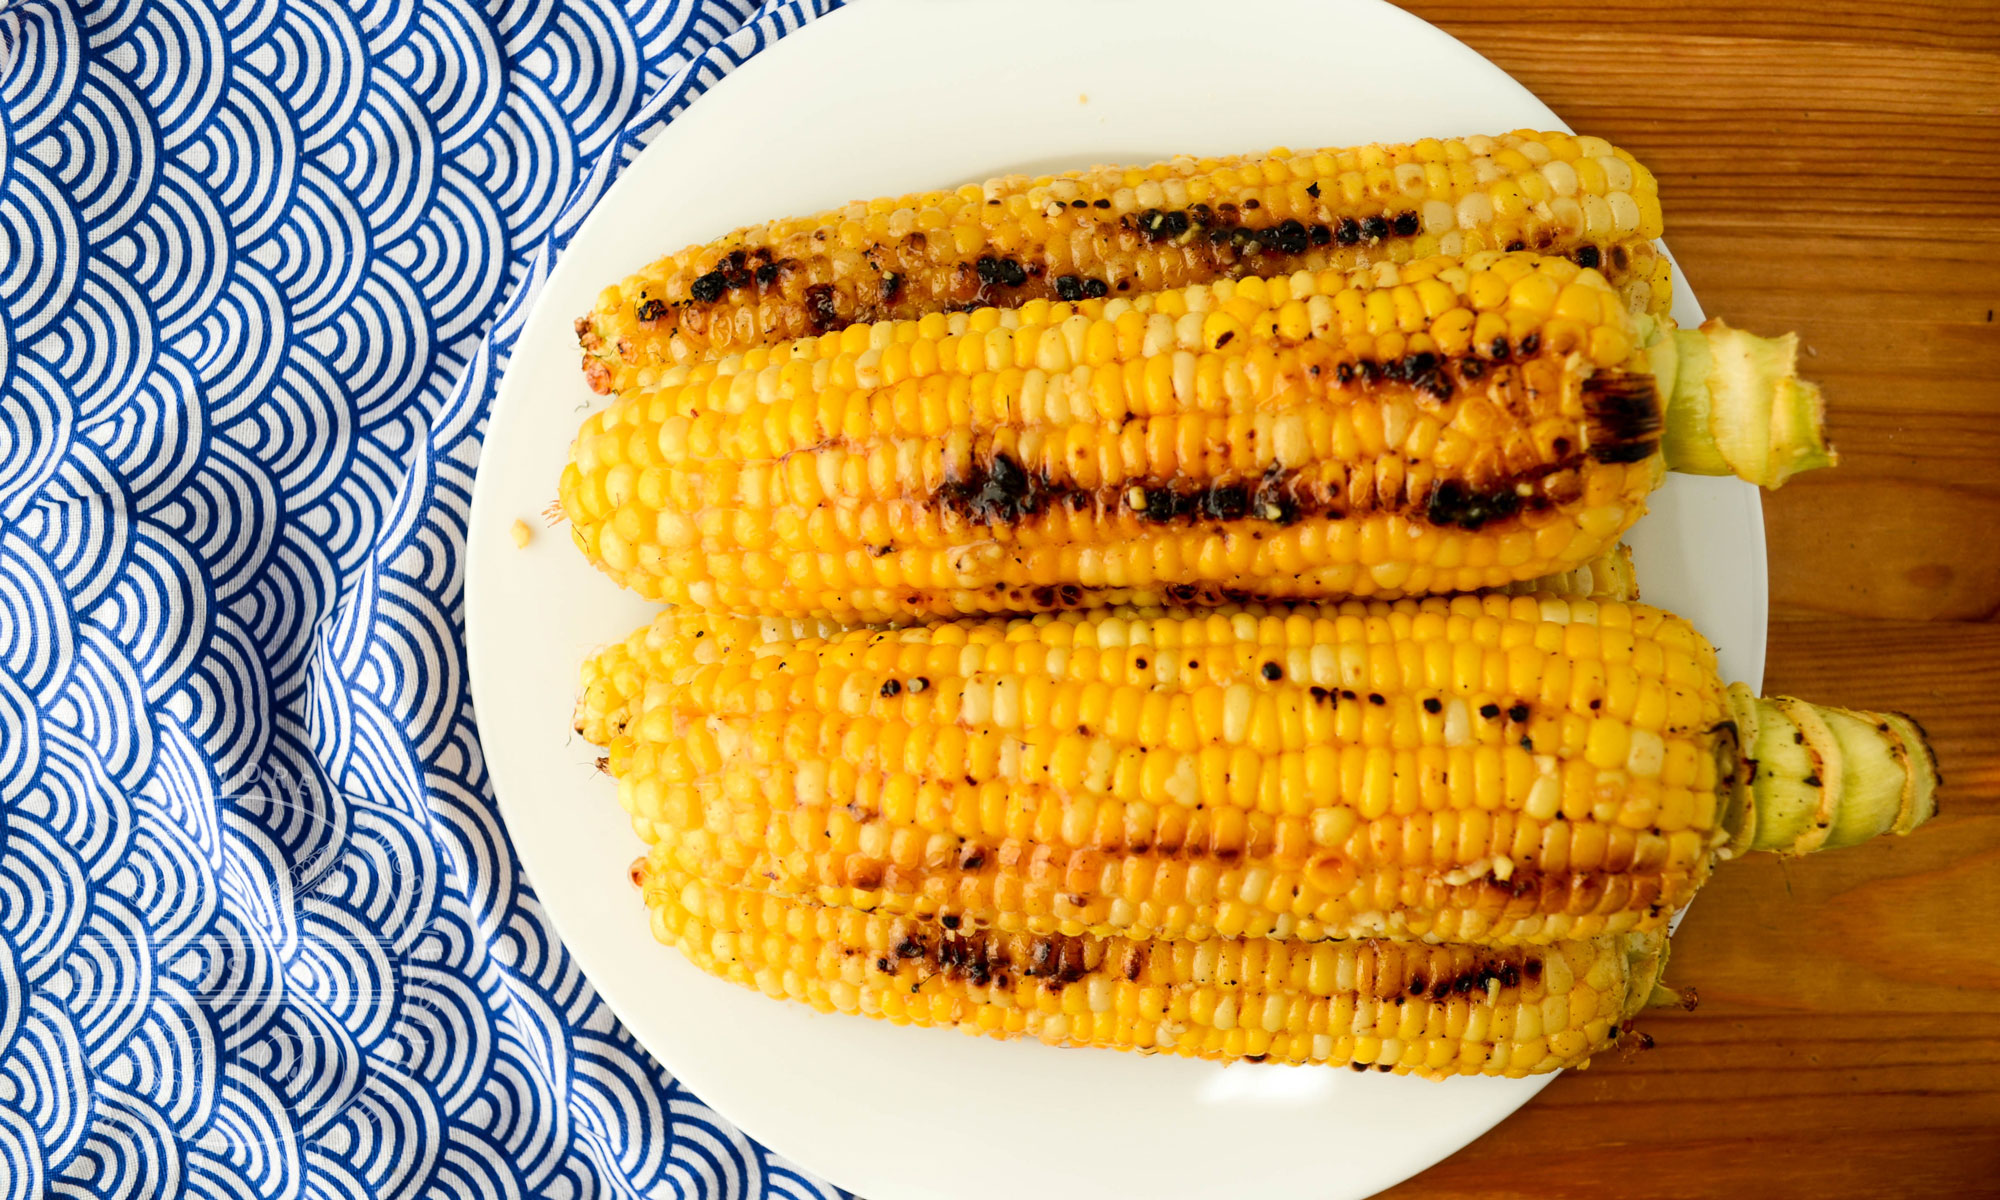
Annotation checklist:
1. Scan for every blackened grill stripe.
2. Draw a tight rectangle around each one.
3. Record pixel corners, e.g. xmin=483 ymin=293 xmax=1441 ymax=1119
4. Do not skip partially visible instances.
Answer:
xmin=1582 ymin=371 xmax=1663 ymax=463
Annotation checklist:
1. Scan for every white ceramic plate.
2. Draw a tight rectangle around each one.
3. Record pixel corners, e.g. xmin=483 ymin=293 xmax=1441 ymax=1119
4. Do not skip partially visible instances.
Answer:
xmin=466 ymin=2 xmax=1767 ymax=1196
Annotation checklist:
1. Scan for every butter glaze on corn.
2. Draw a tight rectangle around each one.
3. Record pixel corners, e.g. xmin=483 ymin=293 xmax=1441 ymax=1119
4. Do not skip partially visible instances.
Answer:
xmin=578 ymin=131 xmax=1669 ymax=393
xmin=562 ymin=252 xmax=1667 ymax=622
xmin=579 ymin=596 xmax=1936 ymax=946
xmin=639 ymin=858 xmax=1663 ymax=1077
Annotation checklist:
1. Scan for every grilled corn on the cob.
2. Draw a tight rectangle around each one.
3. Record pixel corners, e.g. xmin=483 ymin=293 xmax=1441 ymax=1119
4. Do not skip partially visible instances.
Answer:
xmin=641 ymin=857 xmax=1666 ymax=1077
xmin=561 ymin=252 xmax=1830 ymax=621
xmin=578 ymin=596 xmax=1936 ymax=945
xmin=578 ymin=131 xmax=1671 ymax=393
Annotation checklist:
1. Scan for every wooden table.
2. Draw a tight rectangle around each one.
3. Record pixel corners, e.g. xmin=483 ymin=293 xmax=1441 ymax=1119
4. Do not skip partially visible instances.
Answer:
xmin=1379 ymin=4 xmax=2000 ymax=1195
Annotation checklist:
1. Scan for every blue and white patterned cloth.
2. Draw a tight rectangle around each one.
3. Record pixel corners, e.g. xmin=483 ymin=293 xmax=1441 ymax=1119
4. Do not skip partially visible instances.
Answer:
xmin=0 ymin=0 xmax=850 ymax=1194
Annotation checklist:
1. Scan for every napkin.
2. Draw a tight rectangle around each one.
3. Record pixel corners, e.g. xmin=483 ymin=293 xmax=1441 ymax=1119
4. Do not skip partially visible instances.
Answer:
xmin=0 ymin=0 xmax=847 ymax=1194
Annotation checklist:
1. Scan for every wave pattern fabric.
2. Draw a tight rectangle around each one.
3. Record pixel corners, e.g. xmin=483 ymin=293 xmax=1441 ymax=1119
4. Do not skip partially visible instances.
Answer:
xmin=0 ymin=0 xmax=848 ymax=1194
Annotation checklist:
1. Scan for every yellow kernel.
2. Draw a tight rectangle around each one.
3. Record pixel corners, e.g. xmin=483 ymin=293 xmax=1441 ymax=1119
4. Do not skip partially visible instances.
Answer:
xmin=1506 ymin=272 xmax=1560 ymax=317
xmin=1588 ymin=325 xmax=1631 ymax=367
xmin=1466 ymin=270 xmax=1508 ymax=312
xmin=1584 ymin=719 xmax=1629 ymax=769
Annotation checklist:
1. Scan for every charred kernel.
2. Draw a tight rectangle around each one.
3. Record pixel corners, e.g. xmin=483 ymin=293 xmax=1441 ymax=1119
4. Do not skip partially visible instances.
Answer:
xmin=1070 ymin=198 xmax=1088 ymax=208
xmin=880 ymin=272 xmax=903 ymax=302
xmin=1519 ymin=332 xmax=1542 ymax=355
xmin=1202 ymin=485 xmax=1249 ymax=521
xmin=1309 ymin=223 xmax=1332 ymax=245
xmin=1215 ymin=330 xmax=1235 ymax=348
xmin=1480 ymin=703 xmax=1502 ymax=719
xmin=1359 ymin=215 xmax=1389 ymax=241
xmin=1803 ymin=773 xmax=1822 ymax=788
xmin=1427 ymin=478 xmax=1523 ymax=531
xmin=1334 ymin=217 xmax=1361 ymax=245
xmin=1508 ymin=703 xmax=1530 ymax=723
xmin=755 ymin=263 xmax=780 ymax=286
xmin=1408 ymin=976 xmax=1427 ymax=995
xmin=1461 ymin=359 xmax=1485 ymax=380
xmin=1505 ymin=240 xmax=1527 ymax=252
xmin=875 ymin=957 xmax=892 ymax=972
xmin=975 ymin=256 xmax=1027 ymax=287
xmin=1392 ymin=211 xmax=1420 ymax=236
xmin=1306 ymin=182 xmax=1321 ymax=198
xmin=1054 ymin=275 xmax=1086 ymax=302
xmin=690 ymin=271 xmax=729 ymax=303
xmin=1082 ymin=278 xmax=1109 ymax=298
xmin=940 ymin=452 xmax=1044 ymax=523
xmin=1490 ymin=336 xmax=1511 ymax=359
xmin=1575 ymin=244 xmax=1601 ymax=270
xmin=1261 ymin=661 xmax=1284 ymax=681
xmin=880 ymin=679 xmax=902 ymax=698
xmin=909 ymin=677 xmax=929 ymax=693
xmin=634 ymin=297 xmax=666 ymax=322
xmin=1244 ymin=198 xmax=1261 ymax=210
xmin=1309 ymin=686 xmax=1331 ymax=703
xmin=940 ymin=914 xmax=961 ymax=929
xmin=1340 ymin=690 xmax=1358 ymax=701
xmin=804 ymin=284 xmax=839 ymax=332
xmin=1525 ymin=959 xmax=1543 ymax=980
xmin=1335 ymin=362 xmax=1356 ymax=385
xmin=1367 ymin=693 xmax=1386 ymax=706
xmin=1141 ymin=489 xmax=1185 ymax=523
xmin=1422 ymin=697 xmax=1443 ymax=714
xmin=1271 ymin=219 xmax=1308 ymax=254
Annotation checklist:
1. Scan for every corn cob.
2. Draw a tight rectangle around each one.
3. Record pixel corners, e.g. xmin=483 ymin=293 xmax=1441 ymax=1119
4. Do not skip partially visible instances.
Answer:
xmin=578 ymin=131 xmax=1671 ymax=393
xmin=561 ymin=252 xmax=1829 ymax=622
xmin=639 ymin=856 xmax=1666 ymax=1077
xmin=578 ymin=596 xmax=1937 ymax=946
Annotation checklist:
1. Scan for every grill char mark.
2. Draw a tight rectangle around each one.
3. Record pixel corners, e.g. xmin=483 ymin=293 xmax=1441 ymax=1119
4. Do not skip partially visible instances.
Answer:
xmin=639 ymin=203 xmax=1435 ymax=341
xmin=1582 ymin=372 xmax=1664 ymax=463
xmin=931 ymin=351 xmax=1615 ymax=530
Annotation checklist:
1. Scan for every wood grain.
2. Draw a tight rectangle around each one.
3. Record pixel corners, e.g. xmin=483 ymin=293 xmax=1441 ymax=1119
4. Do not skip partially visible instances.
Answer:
xmin=1379 ymin=4 xmax=2000 ymax=1196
